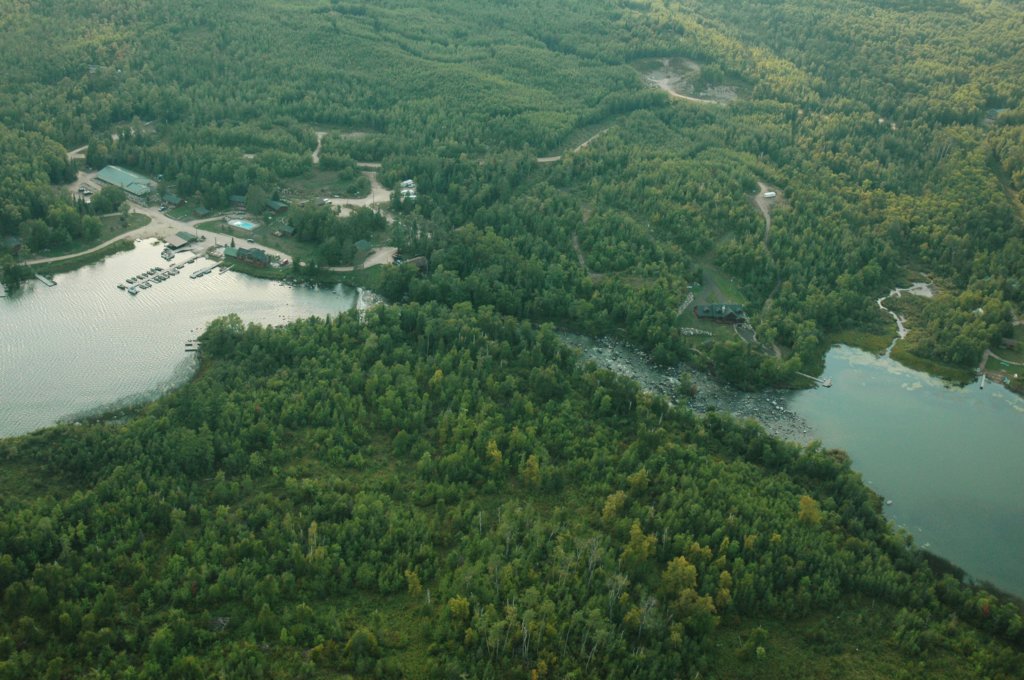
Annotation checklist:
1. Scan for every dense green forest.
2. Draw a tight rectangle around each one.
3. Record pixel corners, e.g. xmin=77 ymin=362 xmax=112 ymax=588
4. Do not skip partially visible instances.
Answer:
xmin=2 ymin=0 xmax=1024 ymax=675
xmin=1 ymin=304 xmax=1022 ymax=678
xmin=2 ymin=0 xmax=1022 ymax=380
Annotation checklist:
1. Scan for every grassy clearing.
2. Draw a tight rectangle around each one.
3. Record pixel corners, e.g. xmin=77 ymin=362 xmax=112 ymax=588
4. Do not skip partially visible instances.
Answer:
xmin=992 ymin=325 xmax=1024 ymax=363
xmin=165 ymin=205 xmax=193 ymax=221
xmin=333 ymin=264 xmax=386 ymax=290
xmin=196 ymin=219 xmax=227 ymax=231
xmin=25 ymin=214 xmax=149 ymax=260
xmin=828 ymin=329 xmax=892 ymax=355
xmin=684 ymin=314 xmax=741 ymax=340
xmin=100 ymin=213 xmax=150 ymax=230
xmin=708 ymin=596 xmax=972 ymax=680
xmin=225 ymin=260 xmax=289 ymax=281
xmin=0 ymin=452 xmax=78 ymax=501
xmin=33 ymin=239 xmax=134 ymax=275
xmin=224 ymin=255 xmax=389 ymax=291
xmin=695 ymin=263 xmax=748 ymax=306
xmin=254 ymin=231 xmax=322 ymax=264
xmin=283 ymin=168 xmax=370 ymax=200
xmin=890 ymin=345 xmax=975 ymax=384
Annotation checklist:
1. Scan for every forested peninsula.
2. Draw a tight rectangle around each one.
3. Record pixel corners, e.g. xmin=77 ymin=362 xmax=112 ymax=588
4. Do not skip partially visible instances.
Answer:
xmin=2 ymin=305 xmax=1022 ymax=678
xmin=1 ymin=0 xmax=1023 ymax=677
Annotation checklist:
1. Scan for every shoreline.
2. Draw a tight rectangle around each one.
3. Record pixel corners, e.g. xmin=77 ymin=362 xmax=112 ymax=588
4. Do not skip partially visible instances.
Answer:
xmin=558 ymin=332 xmax=815 ymax=444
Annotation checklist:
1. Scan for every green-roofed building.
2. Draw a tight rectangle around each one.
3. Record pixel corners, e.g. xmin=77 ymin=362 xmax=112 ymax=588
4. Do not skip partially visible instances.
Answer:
xmin=223 ymin=246 xmax=239 ymax=258
xmin=176 ymin=231 xmax=198 ymax=243
xmin=237 ymin=247 xmax=269 ymax=267
xmin=96 ymin=165 xmax=157 ymax=204
xmin=266 ymin=199 xmax=288 ymax=213
xmin=693 ymin=304 xmax=747 ymax=324
xmin=355 ymin=239 xmax=372 ymax=253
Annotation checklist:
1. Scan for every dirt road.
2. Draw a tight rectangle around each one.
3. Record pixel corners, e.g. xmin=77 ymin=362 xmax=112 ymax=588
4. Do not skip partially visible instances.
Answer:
xmin=326 ymin=246 xmax=397 ymax=272
xmin=323 ymin=170 xmax=390 ymax=218
xmin=66 ymin=145 xmax=88 ymax=161
xmin=536 ymin=127 xmax=609 ymax=164
xmin=25 ymin=206 xmax=291 ymax=266
xmin=43 ymin=162 xmax=389 ymax=269
xmin=571 ymin=232 xmax=588 ymax=272
xmin=312 ymin=131 xmax=326 ymax=165
xmin=750 ymin=182 xmax=785 ymax=356
xmin=643 ymin=58 xmax=725 ymax=105
xmin=26 ymin=176 xmax=293 ymax=265
xmin=753 ymin=181 xmax=779 ymax=243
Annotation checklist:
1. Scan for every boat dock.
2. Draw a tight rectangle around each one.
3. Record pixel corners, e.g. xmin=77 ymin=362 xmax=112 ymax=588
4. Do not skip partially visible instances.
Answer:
xmin=189 ymin=264 xmax=218 ymax=279
xmin=33 ymin=272 xmax=56 ymax=287
xmin=116 ymin=259 xmax=217 ymax=295
xmin=795 ymin=371 xmax=832 ymax=388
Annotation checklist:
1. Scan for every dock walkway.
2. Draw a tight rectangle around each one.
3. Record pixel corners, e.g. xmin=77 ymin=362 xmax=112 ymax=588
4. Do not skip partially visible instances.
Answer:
xmin=795 ymin=371 xmax=832 ymax=387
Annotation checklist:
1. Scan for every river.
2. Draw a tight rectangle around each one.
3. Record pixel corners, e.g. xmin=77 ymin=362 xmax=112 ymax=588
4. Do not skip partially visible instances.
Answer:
xmin=0 ymin=240 xmax=361 ymax=438
xmin=788 ymin=344 xmax=1024 ymax=597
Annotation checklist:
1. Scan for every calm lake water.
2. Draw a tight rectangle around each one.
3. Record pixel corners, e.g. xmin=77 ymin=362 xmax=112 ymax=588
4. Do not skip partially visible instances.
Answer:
xmin=0 ymin=240 xmax=360 ymax=438
xmin=789 ymin=345 xmax=1024 ymax=597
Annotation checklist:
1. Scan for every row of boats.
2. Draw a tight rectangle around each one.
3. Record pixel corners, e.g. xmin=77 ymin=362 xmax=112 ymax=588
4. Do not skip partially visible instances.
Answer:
xmin=115 ymin=257 xmax=201 ymax=295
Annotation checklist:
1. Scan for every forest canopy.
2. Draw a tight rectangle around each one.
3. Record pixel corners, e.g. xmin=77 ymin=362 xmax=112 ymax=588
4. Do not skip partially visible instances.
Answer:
xmin=2 ymin=0 xmax=1020 ymax=379
xmin=1 ymin=304 xmax=1021 ymax=677
xmin=2 ymin=1 xmax=1024 ymax=673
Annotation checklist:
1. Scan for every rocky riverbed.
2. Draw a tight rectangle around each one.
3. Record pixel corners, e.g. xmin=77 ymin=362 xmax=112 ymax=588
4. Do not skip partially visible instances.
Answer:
xmin=558 ymin=332 xmax=815 ymax=445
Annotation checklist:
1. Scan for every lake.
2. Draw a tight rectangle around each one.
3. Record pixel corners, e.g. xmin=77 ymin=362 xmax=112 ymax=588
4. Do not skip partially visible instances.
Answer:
xmin=0 ymin=240 xmax=360 ymax=438
xmin=789 ymin=345 xmax=1024 ymax=597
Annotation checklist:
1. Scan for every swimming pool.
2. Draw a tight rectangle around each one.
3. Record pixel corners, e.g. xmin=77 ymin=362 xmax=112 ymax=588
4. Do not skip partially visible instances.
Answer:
xmin=229 ymin=219 xmax=256 ymax=230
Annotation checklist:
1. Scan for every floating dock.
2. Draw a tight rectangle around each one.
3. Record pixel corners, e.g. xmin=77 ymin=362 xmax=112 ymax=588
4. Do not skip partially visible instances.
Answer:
xmin=33 ymin=273 xmax=56 ymax=287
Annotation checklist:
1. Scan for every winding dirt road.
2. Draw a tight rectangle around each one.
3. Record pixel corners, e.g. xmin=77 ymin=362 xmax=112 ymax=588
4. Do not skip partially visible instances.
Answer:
xmin=643 ymin=58 xmax=728 ymax=105
xmin=752 ymin=181 xmax=783 ymax=357
xmin=311 ymin=131 xmax=327 ymax=165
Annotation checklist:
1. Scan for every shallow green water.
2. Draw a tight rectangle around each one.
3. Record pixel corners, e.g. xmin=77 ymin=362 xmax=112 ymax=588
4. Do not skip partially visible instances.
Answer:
xmin=1 ymin=240 xmax=360 ymax=438
xmin=788 ymin=345 xmax=1024 ymax=597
